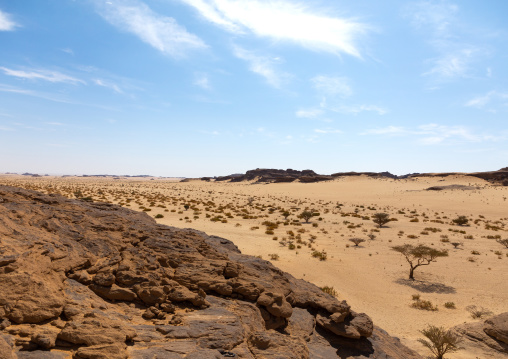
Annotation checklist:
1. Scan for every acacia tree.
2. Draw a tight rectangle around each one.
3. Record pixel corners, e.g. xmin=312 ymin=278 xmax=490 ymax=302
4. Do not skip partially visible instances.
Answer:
xmin=452 ymin=215 xmax=468 ymax=226
xmin=392 ymin=244 xmax=448 ymax=280
xmin=349 ymin=238 xmax=366 ymax=247
xmin=282 ymin=211 xmax=291 ymax=220
xmin=299 ymin=210 xmax=313 ymax=223
xmin=372 ymin=213 xmax=390 ymax=228
xmin=418 ymin=325 xmax=462 ymax=359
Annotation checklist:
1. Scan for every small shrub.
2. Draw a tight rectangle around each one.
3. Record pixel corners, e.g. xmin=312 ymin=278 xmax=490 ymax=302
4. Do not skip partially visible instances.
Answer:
xmin=444 ymin=302 xmax=456 ymax=309
xmin=311 ymin=251 xmax=327 ymax=261
xmin=154 ymin=214 xmax=164 ymax=218
xmin=268 ymin=253 xmax=279 ymax=261
xmin=411 ymin=299 xmax=438 ymax=311
xmin=418 ymin=325 xmax=462 ymax=359
xmin=471 ymin=250 xmax=480 ymax=255
xmin=321 ymin=286 xmax=338 ymax=297
xmin=412 ymin=294 xmax=421 ymax=301
xmin=466 ymin=305 xmax=493 ymax=319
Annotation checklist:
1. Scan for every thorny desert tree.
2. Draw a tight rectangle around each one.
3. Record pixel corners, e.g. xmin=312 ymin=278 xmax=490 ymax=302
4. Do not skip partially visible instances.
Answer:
xmin=392 ymin=244 xmax=448 ymax=280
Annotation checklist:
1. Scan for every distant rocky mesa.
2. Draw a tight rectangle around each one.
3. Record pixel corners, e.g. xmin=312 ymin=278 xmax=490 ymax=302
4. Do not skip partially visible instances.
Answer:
xmin=0 ymin=186 xmax=422 ymax=358
xmin=197 ymin=167 xmax=508 ymax=185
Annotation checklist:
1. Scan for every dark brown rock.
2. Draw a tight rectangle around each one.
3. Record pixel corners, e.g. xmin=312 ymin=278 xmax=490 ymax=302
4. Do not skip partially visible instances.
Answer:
xmin=484 ymin=312 xmax=508 ymax=344
xmin=0 ymin=185 xmax=420 ymax=358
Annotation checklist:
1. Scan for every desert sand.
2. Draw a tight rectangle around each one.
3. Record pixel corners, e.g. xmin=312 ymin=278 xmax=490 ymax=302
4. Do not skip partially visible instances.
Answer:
xmin=1 ymin=173 xmax=507 ymax=358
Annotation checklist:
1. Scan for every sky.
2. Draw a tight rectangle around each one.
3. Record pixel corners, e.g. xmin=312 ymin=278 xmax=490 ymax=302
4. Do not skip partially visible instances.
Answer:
xmin=1 ymin=0 xmax=507 ymax=177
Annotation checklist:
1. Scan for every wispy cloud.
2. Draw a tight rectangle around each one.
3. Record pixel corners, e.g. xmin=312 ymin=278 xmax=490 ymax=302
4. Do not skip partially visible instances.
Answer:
xmin=61 ymin=48 xmax=74 ymax=55
xmin=423 ymin=47 xmax=479 ymax=79
xmin=193 ymin=72 xmax=211 ymax=90
xmin=233 ymin=46 xmax=290 ymax=88
xmin=0 ymin=67 xmax=85 ymax=85
xmin=465 ymin=91 xmax=508 ymax=112
xmin=312 ymin=75 xmax=352 ymax=98
xmin=363 ymin=123 xmax=502 ymax=144
xmin=295 ymin=108 xmax=324 ymax=119
xmin=328 ymin=104 xmax=387 ymax=116
xmin=180 ymin=0 xmax=369 ymax=57
xmin=404 ymin=1 xmax=484 ymax=84
xmin=404 ymin=1 xmax=458 ymax=38
xmin=94 ymin=0 xmax=207 ymax=58
xmin=93 ymin=78 xmax=123 ymax=93
xmin=314 ymin=128 xmax=342 ymax=134
xmin=0 ymin=9 xmax=19 ymax=31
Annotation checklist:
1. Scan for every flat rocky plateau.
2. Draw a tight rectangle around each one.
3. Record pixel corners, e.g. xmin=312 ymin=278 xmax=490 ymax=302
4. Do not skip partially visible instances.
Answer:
xmin=0 ymin=185 xmax=424 ymax=358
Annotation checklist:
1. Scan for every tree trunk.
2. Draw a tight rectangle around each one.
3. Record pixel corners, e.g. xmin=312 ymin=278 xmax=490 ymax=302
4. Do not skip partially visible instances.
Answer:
xmin=409 ymin=266 xmax=415 ymax=280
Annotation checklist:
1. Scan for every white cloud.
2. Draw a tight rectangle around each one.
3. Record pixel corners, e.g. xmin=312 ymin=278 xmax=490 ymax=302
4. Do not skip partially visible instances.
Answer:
xmin=233 ymin=46 xmax=290 ymax=88
xmin=404 ymin=1 xmax=458 ymax=38
xmin=0 ymin=10 xmax=19 ymax=31
xmin=329 ymin=104 xmax=387 ymax=115
xmin=193 ymin=72 xmax=211 ymax=90
xmin=363 ymin=126 xmax=407 ymax=136
xmin=311 ymin=75 xmax=352 ymax=98
xmin=423 ymin=47 xmax=478 ymax=79
xmin=61 ymin=48 xmax=74 ymax=55
xmin=465 ymin=91 xmax=508 ymax=111
xmin=180 ymin=0 xmax=369 ymax=57
xmin=0 ymin=67 xmax=85 ymax=85
xmin=295 ymin=108 xmax=323 ymax=119
xmin=363 ymin=123 xmax=501 ymax=144
xmin=95 ymin=0 xmax=207 ymax=57
xmin=314 ymin=128 xmax=342 ymax=134
xmin=93 ymin=78 xmax=123 ymax=93
xmin=405 ymin=1 xmax=484 ymax=84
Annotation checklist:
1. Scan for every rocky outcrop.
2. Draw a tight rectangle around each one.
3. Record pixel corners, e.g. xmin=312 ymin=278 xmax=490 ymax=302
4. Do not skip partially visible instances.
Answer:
xmin=330 ymin=171 xmax=398 ymax=179
xmin=0 ymin=185 xmax=421 ymax=358
xmin=453 ymin=312 xmax=508 ymax=356
xmin=213 ymin=169 xmax=333 ymax=183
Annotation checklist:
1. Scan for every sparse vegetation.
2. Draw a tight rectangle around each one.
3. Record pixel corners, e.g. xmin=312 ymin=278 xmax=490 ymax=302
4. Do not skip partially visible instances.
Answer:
xmin=320 ymin=286 xmax=338 ymax=297
xmin=372 ymin=212 xmax=390 ymax=228
xmin=392 ymin=244 xmax=448 ymax=280
xmin=349 ymin=237 xmax=365 ymax=247
xmin=418 ymin=325 xmax=462 ymax=359
xmin=452 ymin=215 xmax=469 ymax=226
xmin=466 ymin=305 xmax=493 ymax=319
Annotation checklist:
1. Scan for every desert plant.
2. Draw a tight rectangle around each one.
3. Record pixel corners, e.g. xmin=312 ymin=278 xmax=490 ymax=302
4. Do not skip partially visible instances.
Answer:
xmin=320 ymin=286 xmax=338 ymax=297
xmin=372 ymin=213 xmax=390 ymax=228
xmin=466 ymin=305 xmax=493 ymax=319
xmin=282 ymin=211 xmax=291 ymax=220
xmin=154 ymin=214 xmax=164 ymax=219
xmin=411 ymin=299 xmax=438 ymax=311
xmin=450 ymin=242 xmax=462 ymax=249
xmin=452 ymin=216 xmax=468 ymax=226
xmin=349 ymin=238 xmax=366 ymax=247
xmin=444 ymin=302 xmax=456 ymax=309
xmin=299 ymin=210 xmax=314 ymax=223
xmin=392 ymin=244 xmax=448 ymax=280
xmin=367 ymin=233 xmax=376 ymax=240
xmin=268 ymin=253 xmax=279 ymax=261
xmin=418 ymin=325 xmax=462 ymax=359
xmin=496 ymin=238 xmax=508 ymax=248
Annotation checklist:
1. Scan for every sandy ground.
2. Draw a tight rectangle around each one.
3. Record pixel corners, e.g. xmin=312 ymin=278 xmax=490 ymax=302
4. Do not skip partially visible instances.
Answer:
xmin=1 ymin=174 xmax=507 ymax=358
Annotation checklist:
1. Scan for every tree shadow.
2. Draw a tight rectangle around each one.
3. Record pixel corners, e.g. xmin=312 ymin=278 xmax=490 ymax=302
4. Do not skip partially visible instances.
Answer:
xmin=394 ymin=278 xmax=456 ymax=294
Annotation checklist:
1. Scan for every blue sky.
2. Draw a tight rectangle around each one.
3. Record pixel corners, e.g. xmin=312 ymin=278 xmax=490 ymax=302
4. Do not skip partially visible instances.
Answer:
xmin=1 ymin=0 xmax=507 ymax=177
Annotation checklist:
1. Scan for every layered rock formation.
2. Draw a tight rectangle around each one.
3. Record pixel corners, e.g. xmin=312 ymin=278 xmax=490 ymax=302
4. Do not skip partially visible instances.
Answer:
xmin=0 ymin=185 xmax=421 ymax=358
xmin=452 ymin=312 xmax=508 ymax=356
xmin=214 ymin=169 xmax=333 ymax=183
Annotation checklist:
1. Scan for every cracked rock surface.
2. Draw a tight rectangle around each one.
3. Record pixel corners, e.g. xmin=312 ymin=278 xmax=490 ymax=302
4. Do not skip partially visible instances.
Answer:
xmin=0 ymin=185 xmax=422 ymax=358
